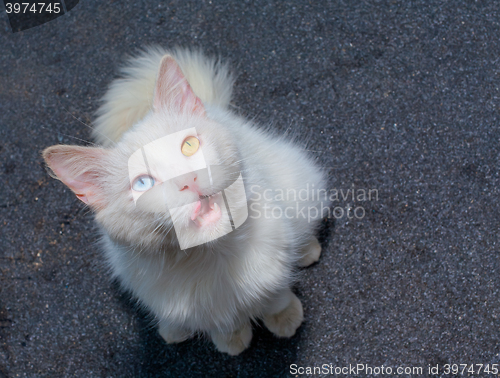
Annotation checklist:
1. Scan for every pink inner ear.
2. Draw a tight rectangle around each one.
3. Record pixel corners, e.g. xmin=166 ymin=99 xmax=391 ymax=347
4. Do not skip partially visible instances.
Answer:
xmin=53 ymin=170 xmax=101 ymax=206
xmin=43 ymin=145 xmax=108 ymax=210
xmin=154 ymin=55 xmax=206 ymax=116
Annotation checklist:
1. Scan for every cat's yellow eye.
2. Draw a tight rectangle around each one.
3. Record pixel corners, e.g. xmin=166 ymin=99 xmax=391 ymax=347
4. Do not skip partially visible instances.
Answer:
xmin=181 ymin=136 xmax=200 ymax=157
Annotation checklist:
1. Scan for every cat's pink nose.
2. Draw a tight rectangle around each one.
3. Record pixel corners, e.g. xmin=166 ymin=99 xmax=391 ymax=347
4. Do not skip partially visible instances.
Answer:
xmin=177 ymin=174 xmax=198 ymax=192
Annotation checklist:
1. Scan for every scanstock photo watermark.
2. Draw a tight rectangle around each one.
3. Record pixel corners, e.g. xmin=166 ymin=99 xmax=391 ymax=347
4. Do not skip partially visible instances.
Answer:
xmin=248 ymin=184 xmax=378 ymax=222
xmin=290 ymin=363 xmax=500 ymax=376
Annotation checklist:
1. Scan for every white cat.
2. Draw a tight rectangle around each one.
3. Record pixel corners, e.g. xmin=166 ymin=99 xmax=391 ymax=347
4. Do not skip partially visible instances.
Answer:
xmin=43 ymin=47 xmax=327 ymax=355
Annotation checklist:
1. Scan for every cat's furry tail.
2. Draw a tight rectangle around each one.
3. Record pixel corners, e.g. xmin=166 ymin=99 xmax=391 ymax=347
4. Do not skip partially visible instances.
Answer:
xmin=92 ymin=47 xmax=234 ymax=147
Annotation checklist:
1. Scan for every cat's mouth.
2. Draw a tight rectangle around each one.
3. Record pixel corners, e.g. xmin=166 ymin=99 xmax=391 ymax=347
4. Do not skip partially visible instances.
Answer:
xmin=191 ymin=193 xmax=222 ymax=227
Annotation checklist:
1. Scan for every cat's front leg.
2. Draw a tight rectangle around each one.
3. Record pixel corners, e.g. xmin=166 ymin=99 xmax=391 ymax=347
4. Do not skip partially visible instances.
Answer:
xmin=263 ymin=288 xmax=304 ymax=338
xmin=209 ymin=322 xmax=252 ymax=356
xmin=298 ymin=236 xmax=322 ymax=267
xmin=158 ymin=320 xmax=193 ymax=344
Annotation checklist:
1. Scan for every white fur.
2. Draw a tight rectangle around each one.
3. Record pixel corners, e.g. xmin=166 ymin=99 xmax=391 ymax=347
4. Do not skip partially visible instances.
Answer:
xmin=93 ymin=47 xmax=234 ymax=147
xmin=71 ymin=48 xmax=327 ymax=355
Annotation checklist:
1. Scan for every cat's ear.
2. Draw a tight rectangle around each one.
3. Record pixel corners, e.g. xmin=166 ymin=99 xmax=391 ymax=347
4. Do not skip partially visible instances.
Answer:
xmin=43 ymin=145 xmax=110 ymax=210
xmin=153 ymin=55 xmax=205 ymax=116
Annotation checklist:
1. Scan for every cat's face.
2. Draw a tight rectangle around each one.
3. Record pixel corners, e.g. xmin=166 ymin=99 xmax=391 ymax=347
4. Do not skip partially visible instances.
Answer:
xmin=44 ymin=55 xmax=247 ymax=251
xmin=104 ymin=111 xmax=243 ymax=250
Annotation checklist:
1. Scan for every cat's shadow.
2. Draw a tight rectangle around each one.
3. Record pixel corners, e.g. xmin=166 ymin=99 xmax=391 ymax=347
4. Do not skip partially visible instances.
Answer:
xmin=317 ymin=215 xmax=335 ymax=253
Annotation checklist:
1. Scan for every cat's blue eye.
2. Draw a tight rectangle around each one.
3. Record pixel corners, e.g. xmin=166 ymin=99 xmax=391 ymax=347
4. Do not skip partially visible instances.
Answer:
xmin=132 ymin=175 xmax=155 ymax=192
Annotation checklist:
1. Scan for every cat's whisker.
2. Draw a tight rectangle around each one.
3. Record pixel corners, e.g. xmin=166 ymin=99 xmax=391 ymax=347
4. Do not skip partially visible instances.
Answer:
xmin=61 ymin=105 xmax=117 ymax=147
xmin=39 ymin=124 xmax=100 ymax=148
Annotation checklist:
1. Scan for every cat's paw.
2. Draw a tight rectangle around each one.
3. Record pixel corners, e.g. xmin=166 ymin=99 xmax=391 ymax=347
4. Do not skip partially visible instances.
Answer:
xmin=298 ymin=237 xmax=322 ymax=267
xmin=210 ymin=323 xmax=252 ymax=356
xmin=263 ymin=293 xmax=303 ymax=338
xmin=158 ymin=322 xmax=192 ymax=344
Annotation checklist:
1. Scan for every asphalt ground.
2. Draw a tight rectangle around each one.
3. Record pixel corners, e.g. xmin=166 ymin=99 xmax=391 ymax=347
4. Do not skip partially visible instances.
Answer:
xmin=1 ymin=1 xmax=500 ymax=377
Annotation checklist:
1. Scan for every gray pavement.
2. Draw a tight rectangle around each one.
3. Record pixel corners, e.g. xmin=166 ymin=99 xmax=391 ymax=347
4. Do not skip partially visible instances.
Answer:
xmin=1 ymin=1 xmax=500 ymax=377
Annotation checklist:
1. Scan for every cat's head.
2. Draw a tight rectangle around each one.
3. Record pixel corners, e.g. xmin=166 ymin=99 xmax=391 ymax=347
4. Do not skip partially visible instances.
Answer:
xmin=43 ymin=55 xmax=246 ymax=251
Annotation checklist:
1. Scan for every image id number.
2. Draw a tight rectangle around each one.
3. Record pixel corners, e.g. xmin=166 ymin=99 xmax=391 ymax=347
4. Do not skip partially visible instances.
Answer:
xmin=5 ymin=3 xmax=61 ymax=14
